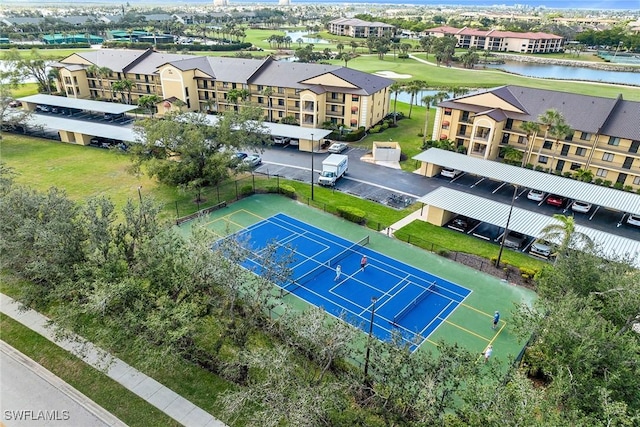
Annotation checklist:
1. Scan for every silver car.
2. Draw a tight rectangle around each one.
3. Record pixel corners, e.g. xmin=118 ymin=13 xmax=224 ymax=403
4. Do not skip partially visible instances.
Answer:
xmin=328 ymin=142 xmax=348 ymax=153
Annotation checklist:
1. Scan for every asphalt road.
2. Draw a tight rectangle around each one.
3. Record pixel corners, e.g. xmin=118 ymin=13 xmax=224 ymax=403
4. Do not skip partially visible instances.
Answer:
xmin=255 ymin=144 xmax=640 ymax=242
xmin=0 ymin=342 xmax=125 ymax=427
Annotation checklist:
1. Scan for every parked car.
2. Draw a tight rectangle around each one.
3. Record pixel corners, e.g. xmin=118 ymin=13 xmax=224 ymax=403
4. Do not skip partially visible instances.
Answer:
xmin=8 ymin=100 xmax=22 ymax=108
xmin=440 ymin=167 xmax=462 ymax=178
xmin=571 ymin=200 xmax=592 ymax=213
xmin=529 ymin=240 xmax=555 ymax=259
xmin=627 ymin=213 xmax=640 ymax=227
xmin=272 ymin=136 xmax=291 ymax=145
xmin=242 ymin=153 xmax=262 ymax=168
xmin=449 ymin=216 xmax=468 ymax=231
xmin=328 ymin=142 xmax=348 ymax=153
xmin=36 ymin=105 xmax=50 ymax=112
xmin=546 ymin=194 xmax=567 ymax=207
xmin=105 ymin=112 xmax=125 ymax=121
xmin=527 ymin=189 xmax=546 ymax=202
xmin=503 ymin=231 xmax=527 ymax=250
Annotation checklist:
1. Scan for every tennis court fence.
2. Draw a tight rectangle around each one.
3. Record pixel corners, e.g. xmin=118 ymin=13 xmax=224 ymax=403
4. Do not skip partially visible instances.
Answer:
xmin=392 ymin=281 xmax=437 ymax=325
xmin=281 ymin=236 xmax=369 ymax=297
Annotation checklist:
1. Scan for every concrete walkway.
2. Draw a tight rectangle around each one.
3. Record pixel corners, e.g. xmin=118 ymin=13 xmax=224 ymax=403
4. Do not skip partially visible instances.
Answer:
xmin=380 ymin=208 xmax=425 ymax=237
xmin=0 ymin=293 xmax=228 ymax=427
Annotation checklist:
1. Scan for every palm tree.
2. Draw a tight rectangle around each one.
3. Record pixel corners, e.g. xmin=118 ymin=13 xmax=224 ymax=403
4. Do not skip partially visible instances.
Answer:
xmin=112 ymin=79 xmax=133 ymax=104
xmin=520 ymin=121 xmax=540 ymax=166
xmin=336 ymin=43 xmax=344 ymax=54
xmin=126 ymin=28 xmax=134 ymax=43
xmin=389 ymin=82 xmax=404 ymax=125
xmin=406 ymin=80 xmax=427 ymax=119
xmin=573 ymin=168 xmax=593 ymax=183
xmin=539 ymin=214 xmax=594 ymax=259
xmin=535 ymin=109 xmax=565 ymax=169
xmin=501 ymin=145 xmax=523 ymax=165
xmin=340 ymin=52 xmax=356 ymax=68
xmin=350 ymin=41 xmax=358 ymax=53
xmin=549 ymin=122 xmax=572 ymax=174
xmin=421 ymin=95 xmax=435 ymax=142
xmin=97 ymin=67 xmax=112 ymax=99
xmin=262 ymin=86 xmax=274 ymax=122
xmin=137 ymin=94 xmax=161 ymax=117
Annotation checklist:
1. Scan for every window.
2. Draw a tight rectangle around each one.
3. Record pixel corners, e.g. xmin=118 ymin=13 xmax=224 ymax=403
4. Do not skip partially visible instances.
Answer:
xmin=135 ymin=74 xmax=140 ymax=80
xmin=444 ymin=108 xmax=452 ymax=116
xmin=629 ymin=140 xmax=640 ymax=154
xmin=622 ymin=157 xmax=633 ymax=169
xmin=257 ymin=97 xmax=263 ymax=104
xmin=560 ymin=144 xmax=570 ymax=156
xmin=580 ymin=132 xmax=591 ymax=140
xmin=278 ymin=87 xmax=284 ymax=94
xmin=596 ymin=168 xmax=608 ymax=177
xmin=634 ymin=176 xmax=640 ymax=185
xmin=352 ymin=95 xmax=359 ymax=102
xmin=608 ymin=136 xmax=620 ymax=146
xmin=257 ymin=85 xmax=263 ymax=91
xmin=543 ymin=141 xmax=553 ymax=149
xmin=570 ymin=162 xmax=581 ymax=170
xmin=278 ymin=99 xmax=284 ymax=106
xmin=501 ymin=133 xmax=509 ymax=144
xmin=222 ymin=82 xmax=229 ymax=88
xmin=505 ymin=118 xmax=513 ymax=130
xmin=185 ymin=87 xmax=189 ymax=97
xmin=575 ymin=147 xmax=586 ymax=156
xmin=517 ymin=135 xmax=526 ymax=144
xmin=232 ymin=83 xmax=237 ymax=89
xmin=539 ymin=156 xmax=548 ymax=164
xmin=602 ymin=152 xmax=614 ymax=162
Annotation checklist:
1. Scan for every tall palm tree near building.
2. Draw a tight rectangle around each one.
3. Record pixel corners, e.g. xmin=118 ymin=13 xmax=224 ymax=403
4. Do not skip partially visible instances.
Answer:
xmin=262 ymin=86 xmax=274 ymax=122
xmin=520 ymin=121 xmax=540 ymax=166
xmin=540 ymin=214 xmax=593 ymax=260
xmin=389 ymin=82 xmax=404 ymax=125
xmin=534 ymin=108 xmax=565 ymax=168
xmin=549 ymin=122 xmax=572 ymax=174
xmin=406 ymin=80 xmax=427 ymax=119
xmin=112 ymin=79 xmax=133 ymax=104
xmin=421 ymin=94 xmax=435 ymax=142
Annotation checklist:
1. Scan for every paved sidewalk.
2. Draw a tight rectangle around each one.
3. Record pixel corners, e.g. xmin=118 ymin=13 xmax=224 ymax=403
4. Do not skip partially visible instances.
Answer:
xmin=380 ymin=209 xmax=425 ymax=237
xmin=1 ymin=293 xmax=228 ymax=427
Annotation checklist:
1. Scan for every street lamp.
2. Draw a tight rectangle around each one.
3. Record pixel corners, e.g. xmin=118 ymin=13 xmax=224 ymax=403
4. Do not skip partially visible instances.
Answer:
xmin=363 ymin=296 xmax=378 ymax=383
xmin=613 ymin=41 xmax=623 ymax=59
xmin=495 ymin=184 xmax=518 ymax=268
xmin=310 ymin=133 xmax=315 ymax=201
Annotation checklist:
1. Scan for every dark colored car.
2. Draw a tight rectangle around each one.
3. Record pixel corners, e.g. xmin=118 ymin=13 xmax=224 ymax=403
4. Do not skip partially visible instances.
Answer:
xmin=546 ymin=194 xmax=567 ymax=207
xmin=503 ymin=231 xmax=527 ymax=250
xmin=450 ymin=216 xmax=469 ymax=231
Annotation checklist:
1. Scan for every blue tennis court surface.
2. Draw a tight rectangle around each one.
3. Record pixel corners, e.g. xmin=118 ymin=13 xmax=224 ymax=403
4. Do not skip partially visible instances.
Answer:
xmin=233 ymin=213 xmax=472 ymax=350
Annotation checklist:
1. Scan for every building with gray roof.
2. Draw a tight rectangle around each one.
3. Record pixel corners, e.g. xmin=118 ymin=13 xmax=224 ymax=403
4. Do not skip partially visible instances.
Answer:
xmin=428 ymin=85 xmax=640 ymax=192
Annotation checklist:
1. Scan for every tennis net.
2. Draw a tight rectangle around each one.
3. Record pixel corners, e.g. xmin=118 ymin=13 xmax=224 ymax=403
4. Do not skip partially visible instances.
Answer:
xmin=281 ymin=236 xmax=370 ymax=297
xmin=393 ymin=282 xmax=437 ymax=324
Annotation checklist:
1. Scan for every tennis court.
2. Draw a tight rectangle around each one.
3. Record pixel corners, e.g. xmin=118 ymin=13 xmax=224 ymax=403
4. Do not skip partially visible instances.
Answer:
xmin=229 ymin=213 xmax=471 ymax=350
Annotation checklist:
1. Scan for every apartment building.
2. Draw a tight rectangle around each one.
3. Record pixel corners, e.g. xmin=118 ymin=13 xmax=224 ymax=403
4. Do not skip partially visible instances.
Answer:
xmin=55 ymin=48 xmax=393 ymax=133
xmin=327 ymin=18 xmax=396 ymax=38
xmin=425 ymin=26 xmax=563 ymax=53
xmin=432 ymin=85 xmax=640 ymax=190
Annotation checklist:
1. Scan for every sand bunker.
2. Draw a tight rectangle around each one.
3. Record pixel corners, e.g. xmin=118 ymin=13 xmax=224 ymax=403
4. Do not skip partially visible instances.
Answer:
xmin=375 ymin=71 xmax=412 ymax=79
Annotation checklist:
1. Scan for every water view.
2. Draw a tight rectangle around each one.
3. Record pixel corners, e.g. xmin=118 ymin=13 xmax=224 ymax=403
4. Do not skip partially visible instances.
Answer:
xmin=283 ymin=31 xmax=330 ymax=45
xmin=485 ymin=61 xmax=640 ymax=86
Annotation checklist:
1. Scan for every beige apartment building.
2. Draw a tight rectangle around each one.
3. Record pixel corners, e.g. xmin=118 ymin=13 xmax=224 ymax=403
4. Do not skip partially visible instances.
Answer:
xmin=54 ymin=48 xmax=394 ymax=136
xmin=327 ymin=18 xmax=396 ymax=38
xmin=425 ymin=26 xmax=563 ymax=53
xmin=431 ymin=85 xmax=640 ymax=191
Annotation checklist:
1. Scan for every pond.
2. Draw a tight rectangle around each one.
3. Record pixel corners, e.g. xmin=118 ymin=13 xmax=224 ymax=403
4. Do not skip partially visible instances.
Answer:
xmin=284 ymin=31 xmax=330 ymax=45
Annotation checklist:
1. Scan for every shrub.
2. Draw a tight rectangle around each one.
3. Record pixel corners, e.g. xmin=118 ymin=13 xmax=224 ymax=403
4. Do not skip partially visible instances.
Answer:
xmin=603 ymin=180 xmax=612 ymax=187
xmin=613 ymin=182 xmax=624 ymax=190
xmin=535 ymin=165 xmax=545 ymax=172
xmin=563 ymin=171 xmax=573 ymax=178
xmin=344 ymin=127 xmax=365 ymax=142
xmin=240 ymin=185 xmax=254 ymax=196
xmin=624 ymin=185 xmax=633 ymax=192
xmin=436 ymin=248 xmax=449 ymax=257
xmin=279 ymin=184 xmax=296 ymax=198
xmin=520 ymin=267 xmax=538 ymax=278
xmin=525 ymin=163 xmax=534 ymax=169
xmin=594 ymin=178 xmax=603 ymax=185
xmin=381 ymin=122 xmax=389 ymax=130
xmin=266 ymin=185 xmax=279 ymax=193
xmin=336 ymin=206 xmax=366 ymax=223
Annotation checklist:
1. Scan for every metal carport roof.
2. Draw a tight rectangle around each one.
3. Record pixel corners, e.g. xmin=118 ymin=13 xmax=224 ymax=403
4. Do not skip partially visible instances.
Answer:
xmin=417 ymin=187 xmax=640 ymax=267
xmin=203 ymin=115 xmax=332 ymax=141
xmin=413 ymin=148 xmax=640 ymax=215
xmin=22 ymin=114 xmax=136 ymax=142
xmin=18 ymin=94 xmax=138 ymax=114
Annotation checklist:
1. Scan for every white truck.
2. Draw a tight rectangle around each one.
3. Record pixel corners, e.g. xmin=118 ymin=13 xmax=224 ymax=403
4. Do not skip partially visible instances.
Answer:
xmin=317 ymin=154 xmax=348 ymax=187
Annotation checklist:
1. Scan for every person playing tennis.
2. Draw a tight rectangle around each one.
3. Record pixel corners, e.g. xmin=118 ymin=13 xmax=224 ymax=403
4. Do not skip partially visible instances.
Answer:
xmin=335 ymin=265 xmax=342 ymax=281
xmin=360 ymin=255 xmax=368 ymax=271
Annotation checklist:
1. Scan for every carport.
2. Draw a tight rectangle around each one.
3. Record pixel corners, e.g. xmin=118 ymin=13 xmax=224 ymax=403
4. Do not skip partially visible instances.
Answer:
xmin=18 ymin=94 xmax=137 ymax=120
xmin=19 ymin=113 xmax=136 ymax=145
xmin=202 ymin=115 xmax=332 ymax=152
xmin=413 ymin=148 xmax=640 ymax=219
xmin=416 ymin=187 xmax=640 ymax=267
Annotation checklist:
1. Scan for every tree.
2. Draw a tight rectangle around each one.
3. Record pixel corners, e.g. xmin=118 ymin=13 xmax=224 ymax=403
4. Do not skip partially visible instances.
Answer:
xmin=5 ymin=48 xmax=56 ymax=94
xmin=132 ymin=108 xmax=268 ymax=192
xmin=431 ymin=36 xmax=456 ymax=66
xmin=111 ymin=79 xmax=133 ymax=104
xmin=339 ymin=52 xmax=356 ymax=68
xmin=549 ymin=122 xmax=572 ymax=173
xmin=406 ymin=80 xmax=427 ymax=119
xmin=520 ymin=121 xmax=540 ymax=166
xmin=573 ymin=168 xmax=593 ymax=183
xmin=419 ymin=35 xmax=434 ymax=58
xmin=501 ymin=145 xmax=523 ymax=165
xmin=421 ymin=95 xmax=435 ymax=142
xmin=535 ymin=108 xmax=566 ymax=168
xmin=389 ymin=82 xmax=404 ymax=125
xmin=539 ymin=214 xmax=593 ymax=258
xmin=137 ymin=94 xmax=161 ymax=117
xmin=459 ymin=47 xmax=480 ymax=69
xmin=262 ymin=86 xmax=274 ymax=122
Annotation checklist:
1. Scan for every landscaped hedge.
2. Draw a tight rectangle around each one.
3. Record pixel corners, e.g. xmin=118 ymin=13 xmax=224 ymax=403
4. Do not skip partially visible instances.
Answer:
xmin=102 ymin=41 xmax=251 ymax=52
xmin=279 ymin=184 xmax=296 ymax=198
xmin=336 ymin=206 xmax=366 ymax=224
xmin=0 ymin=43 xmax=91 ymax=49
